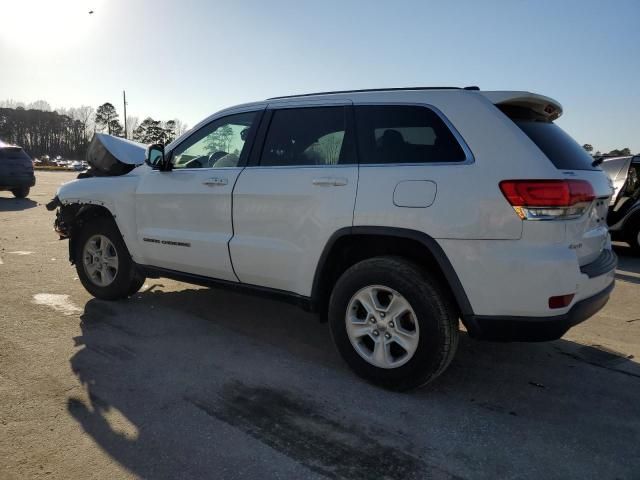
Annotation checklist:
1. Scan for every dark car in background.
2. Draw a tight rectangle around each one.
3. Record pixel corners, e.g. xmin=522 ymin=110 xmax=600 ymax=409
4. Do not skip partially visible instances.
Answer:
xmin=601 ymin=155 xmax=640 ymax=253
xmin=0 ymin=141 xmax=36 ymax=198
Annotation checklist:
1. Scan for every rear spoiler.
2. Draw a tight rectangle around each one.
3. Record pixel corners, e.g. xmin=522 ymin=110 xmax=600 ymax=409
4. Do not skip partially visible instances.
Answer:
xmin=480 ymin=91 xmax=563 ymax=121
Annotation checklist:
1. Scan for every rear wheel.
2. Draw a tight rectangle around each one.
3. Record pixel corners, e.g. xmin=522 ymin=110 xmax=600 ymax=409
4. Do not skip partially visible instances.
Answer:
xmin=328 ymin=256 xmax=459 ymax=391
xmin=11 ymin=187 xmax=29 ymax=198
xmin=75 ymin=217 xmax=146 ymax=300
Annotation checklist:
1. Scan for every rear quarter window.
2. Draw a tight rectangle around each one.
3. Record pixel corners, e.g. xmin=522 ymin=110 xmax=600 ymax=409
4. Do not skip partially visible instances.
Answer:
xmin=354 ymin=105 xmax=467 ymax=164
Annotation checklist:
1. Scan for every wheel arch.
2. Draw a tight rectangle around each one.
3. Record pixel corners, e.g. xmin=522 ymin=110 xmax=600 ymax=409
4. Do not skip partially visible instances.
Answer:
xmin=311 ymin=226 xmax=474 ymax=322
xmin=56 ymin=202 xmax=121 ymax=264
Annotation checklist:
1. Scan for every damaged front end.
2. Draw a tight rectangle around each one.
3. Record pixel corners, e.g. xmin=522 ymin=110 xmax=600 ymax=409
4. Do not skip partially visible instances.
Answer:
xmin=46 ymin=196 xmax=76 ymax=239
xmin=78 ymin=133 xmax=147 ymax=178
xmin=46 ymin=197 xmax=110 ymax=264
xmin=46 ymin=133 xmax=146 ymax=264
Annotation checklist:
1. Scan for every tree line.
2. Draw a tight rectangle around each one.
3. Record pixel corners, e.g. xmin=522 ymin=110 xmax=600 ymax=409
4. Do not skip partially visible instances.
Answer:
xmin=582 ymin=144 xmax=633 ymax=157
xmin=0 ymin=99 xmax=187 ymax=159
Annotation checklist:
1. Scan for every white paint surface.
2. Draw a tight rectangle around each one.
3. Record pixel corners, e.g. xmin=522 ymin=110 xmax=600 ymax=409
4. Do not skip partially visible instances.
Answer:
xmin=9 ymin=251 xmax=33 ymax=255
xmin=32 ymin=294 xmax=82 ymax=316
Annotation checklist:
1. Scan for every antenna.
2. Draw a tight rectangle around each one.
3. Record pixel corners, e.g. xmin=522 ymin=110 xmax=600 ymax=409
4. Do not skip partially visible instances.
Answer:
xmin=123 ymin=90 xmax=128 ymax=139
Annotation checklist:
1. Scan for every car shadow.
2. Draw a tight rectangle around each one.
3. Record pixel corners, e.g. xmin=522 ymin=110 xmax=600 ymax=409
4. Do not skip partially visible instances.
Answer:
xmin=67 ymin=288 xmax=640 ymax=479
xmin=0 ymin=196 xmax=37 ymax=211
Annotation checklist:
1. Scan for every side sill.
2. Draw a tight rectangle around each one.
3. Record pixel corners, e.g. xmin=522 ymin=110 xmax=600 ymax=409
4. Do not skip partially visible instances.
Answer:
xmin=137 ymin=265 xmax=313 ymax=311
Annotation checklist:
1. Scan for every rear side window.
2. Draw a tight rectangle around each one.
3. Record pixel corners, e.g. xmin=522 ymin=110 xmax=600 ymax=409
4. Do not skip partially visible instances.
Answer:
xmin=260 ymin=107 xmax=355 ymax=166
xmin=355 ymin=105 xmax=466 ymax=164
xmin=500 ymin=105 xmax=599 ymax=171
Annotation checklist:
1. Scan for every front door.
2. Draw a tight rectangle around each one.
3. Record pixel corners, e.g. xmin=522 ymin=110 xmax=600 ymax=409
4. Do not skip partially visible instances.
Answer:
xmin=135 ymin=110 xmax=260 ymax=280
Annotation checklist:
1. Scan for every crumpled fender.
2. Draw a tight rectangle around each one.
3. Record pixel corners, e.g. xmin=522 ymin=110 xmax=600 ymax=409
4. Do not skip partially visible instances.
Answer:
xmin=51 ymin=175 xmax=143 ymax=261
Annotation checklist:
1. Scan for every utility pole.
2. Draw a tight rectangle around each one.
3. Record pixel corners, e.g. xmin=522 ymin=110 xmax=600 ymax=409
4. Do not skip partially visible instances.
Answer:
xmin=123 ymin=90 xmax=128 ymax=139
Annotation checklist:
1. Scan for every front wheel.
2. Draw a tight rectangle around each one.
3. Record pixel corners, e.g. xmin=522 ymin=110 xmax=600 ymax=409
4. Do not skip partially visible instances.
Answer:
xmin=75 ymin=217 xmax=146 ymax=300
xmin=328 ymin=256 xmax=459 ymax=391
xmin=12 ymin=187 xmax=30 ymax=198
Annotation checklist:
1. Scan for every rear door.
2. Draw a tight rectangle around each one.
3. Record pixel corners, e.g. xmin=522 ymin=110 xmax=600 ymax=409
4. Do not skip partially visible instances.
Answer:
xmin=510 ymin=119 xmax=613 ymax=265
xmin=230 ymin=103 xmax=358 ymax=295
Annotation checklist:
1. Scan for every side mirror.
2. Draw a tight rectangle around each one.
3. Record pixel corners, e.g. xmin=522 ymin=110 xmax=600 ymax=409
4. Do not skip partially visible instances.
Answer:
xmin=146 ymin=143 xmax=171 ymax=171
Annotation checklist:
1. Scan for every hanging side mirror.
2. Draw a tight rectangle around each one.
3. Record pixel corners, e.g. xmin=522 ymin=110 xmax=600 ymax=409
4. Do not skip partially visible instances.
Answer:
xmin=145 ymin=144 xmax=171 ymax=171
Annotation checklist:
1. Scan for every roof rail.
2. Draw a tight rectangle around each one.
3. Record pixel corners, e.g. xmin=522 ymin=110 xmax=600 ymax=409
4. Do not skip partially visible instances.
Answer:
xmin=267 ymin=86 xmax=478 ymax=100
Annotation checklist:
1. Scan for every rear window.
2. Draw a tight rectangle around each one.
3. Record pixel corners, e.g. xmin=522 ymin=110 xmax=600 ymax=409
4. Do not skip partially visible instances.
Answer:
xmin=500 ymin=105 xmax=598 ymax=171
xmin=0 ymin=147 xmax=31 ymax=161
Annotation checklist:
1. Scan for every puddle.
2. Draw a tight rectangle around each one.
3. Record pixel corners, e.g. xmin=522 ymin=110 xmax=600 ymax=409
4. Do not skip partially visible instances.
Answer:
xmin=32 ymin=293 xmax=82 ymax=315
xmin=8 ymin=251 xmax=33 ymax=255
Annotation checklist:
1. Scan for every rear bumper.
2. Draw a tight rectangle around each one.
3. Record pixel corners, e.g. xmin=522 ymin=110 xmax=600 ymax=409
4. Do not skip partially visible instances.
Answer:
xmin=0 ymin=174 xmax=35 ymax=189
xmin=465 ymin=280 xmax=614 ymax=342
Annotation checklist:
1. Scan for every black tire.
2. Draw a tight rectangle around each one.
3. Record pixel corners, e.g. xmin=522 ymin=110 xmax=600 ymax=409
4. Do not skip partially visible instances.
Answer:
xmin=625 ymin=218 xmax=640 ymax=254
xmin=74 ymin=217 xmax=146 ymax=300
xmin=328 ymin=256 xmax=459 ymax=391
xmin=128 ymin=271 xmax=146 ymax=296
xmin=11 ymin=187 xmax=30 ymax=198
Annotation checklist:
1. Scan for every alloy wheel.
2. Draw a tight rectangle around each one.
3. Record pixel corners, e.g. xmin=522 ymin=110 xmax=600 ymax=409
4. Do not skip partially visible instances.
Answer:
xmin=345 ymin=285 xmax=420 ymax=369
xmin=82 ymin=234 xmax=119 ymax=287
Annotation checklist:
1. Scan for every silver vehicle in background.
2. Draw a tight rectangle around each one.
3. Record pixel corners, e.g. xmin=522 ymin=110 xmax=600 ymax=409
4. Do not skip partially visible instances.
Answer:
xmin=601 ymin=155 xmax=640 ymax=253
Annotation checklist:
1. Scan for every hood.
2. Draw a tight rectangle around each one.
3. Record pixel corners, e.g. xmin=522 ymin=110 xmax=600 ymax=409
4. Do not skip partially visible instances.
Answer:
xmin=86 ymin=133 xmax=146 ymax=176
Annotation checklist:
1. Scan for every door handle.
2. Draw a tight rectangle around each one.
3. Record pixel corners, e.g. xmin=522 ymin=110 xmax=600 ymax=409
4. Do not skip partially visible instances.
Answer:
xmin=202 ymin=177 xmax=228 ymax=186
xmin=312 ymin=177 xmax=348 ymax=187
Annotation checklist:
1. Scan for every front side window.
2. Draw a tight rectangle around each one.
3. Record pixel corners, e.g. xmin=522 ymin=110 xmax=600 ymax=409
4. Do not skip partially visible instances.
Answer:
xmin=355 ymin=105 xmax=466 ymax=164
xmin=171 ymin=111 xmax=257 ymax=169
xmin=260 ymin=107 xmax=354 ymax=166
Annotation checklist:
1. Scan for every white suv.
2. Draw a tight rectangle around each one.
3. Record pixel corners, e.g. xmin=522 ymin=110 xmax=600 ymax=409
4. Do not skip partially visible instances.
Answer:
xmin=48 ymin=87 xmax=616 ymax=390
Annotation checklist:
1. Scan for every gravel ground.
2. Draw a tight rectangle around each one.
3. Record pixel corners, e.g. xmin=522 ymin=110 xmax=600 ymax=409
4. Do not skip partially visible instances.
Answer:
xmin=1 ymin=171 xmax=639 ymax=479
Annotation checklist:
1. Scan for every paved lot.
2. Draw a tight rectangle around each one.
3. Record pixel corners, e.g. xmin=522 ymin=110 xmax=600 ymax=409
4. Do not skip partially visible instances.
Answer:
xmin=1 ymin=171 xmax=639 ymax=479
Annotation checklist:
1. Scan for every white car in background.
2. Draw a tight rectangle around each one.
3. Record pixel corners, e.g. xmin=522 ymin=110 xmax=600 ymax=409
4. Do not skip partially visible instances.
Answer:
xmin=66 ymin=161 xmax=84 ymax=171
xmin=601 ymin=155 xmax=640 ymax=252
xmin=47 ymin=86 xmax=616 ymax=390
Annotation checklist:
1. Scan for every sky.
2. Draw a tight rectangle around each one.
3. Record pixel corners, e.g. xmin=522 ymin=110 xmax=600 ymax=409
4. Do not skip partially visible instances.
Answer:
xmin=0 ymin=0 xmax=638 ymax=153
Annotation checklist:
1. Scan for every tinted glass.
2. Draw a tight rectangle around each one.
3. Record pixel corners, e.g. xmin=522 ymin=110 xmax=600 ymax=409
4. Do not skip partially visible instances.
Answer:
xmin=0 ymin=147 xmax=30 ymax=161
xmin=514 ymin=120 xmax=599 ymax=171
xmin=355 ymin=105 xmax=466 ymax=164
xmin=171 ymin=111 xmax=257 ymax=169
xmin=260 ymin=107 xmax=354 ymax=166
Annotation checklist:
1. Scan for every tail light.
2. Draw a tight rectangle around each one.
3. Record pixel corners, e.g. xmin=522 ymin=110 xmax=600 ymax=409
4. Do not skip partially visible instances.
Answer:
xmin=499 ymin=179 xmax=595 ymax=220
